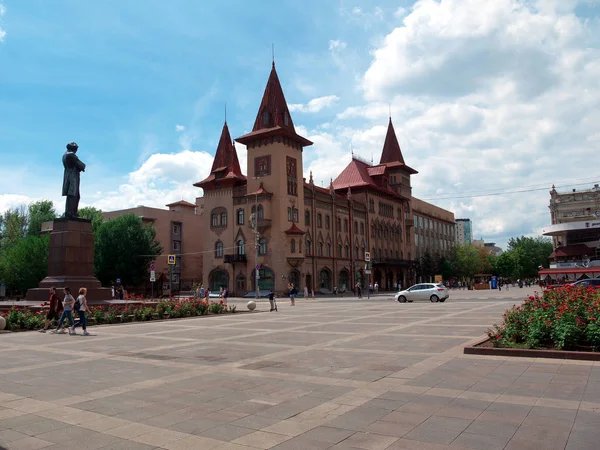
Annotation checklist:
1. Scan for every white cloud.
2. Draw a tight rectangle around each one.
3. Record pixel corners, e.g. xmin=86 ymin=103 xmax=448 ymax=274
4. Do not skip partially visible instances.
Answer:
xmin=289 ymin=95 xmax=340 ymax=113
xmin=0 ymin=194 xmax=32 ymax=214
xmin=0 ymin=2 xmax=6 ymax=42
xmin=328 ymin=40 xmax=347 ymax=51
xmin=175 ymin=124 xmax=185 ymax=132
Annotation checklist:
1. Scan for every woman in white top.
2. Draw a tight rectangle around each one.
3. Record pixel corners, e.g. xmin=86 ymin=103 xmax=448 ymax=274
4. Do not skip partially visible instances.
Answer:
xmin=71 ymin=287 xmax=91 ymax=336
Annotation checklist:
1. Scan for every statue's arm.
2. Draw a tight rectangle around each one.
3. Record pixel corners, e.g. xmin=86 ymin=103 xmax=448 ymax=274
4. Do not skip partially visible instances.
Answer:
xmin=74 ymin=156 xmax=86 ymax=172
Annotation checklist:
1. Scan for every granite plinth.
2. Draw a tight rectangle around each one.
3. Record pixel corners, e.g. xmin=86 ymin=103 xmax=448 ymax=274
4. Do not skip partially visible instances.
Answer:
xmin=26 ymin=218 xmax=112 ymax=303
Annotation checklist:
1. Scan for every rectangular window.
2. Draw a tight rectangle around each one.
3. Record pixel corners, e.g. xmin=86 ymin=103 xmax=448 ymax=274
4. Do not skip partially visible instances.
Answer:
xmin=286 ymin=156 xmax=298 ymax=196
xmin=317 ymin=214 xmax=322 ymax=228
xmin=172 ymin=273 xmax=179 ymax=283
xmin=305 ymin=210 xmax=310 ymax=226
xmin=173 ymin=240 xmax=181 ymax=251
xmin=254 ymin=155 xmax=271 ymax=177
xmin=354 ymin=221 xmax=358 ymax=233
xmin=337 ymin=217 xmax=341 ymax=229
xmin=211 ymin=214 xmax=218 ymax=227
xmin=288 ymin=207 xmax=292 ymax=222
xmin=344 ymin=219 xmax=348 ymax=232
xmin=293 ymin=208 xmax=298 ymax=223
xmin=172 ymin=224 xmax=180 ymax=234
xmin=325 ymin=215 xmax=330 ymax=229
xmin=360 ymin=223 xmax=364 ymax=235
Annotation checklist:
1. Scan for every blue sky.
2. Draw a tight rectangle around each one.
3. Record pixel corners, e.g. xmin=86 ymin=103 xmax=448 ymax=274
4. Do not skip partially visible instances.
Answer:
xmin=1 ymin=0 xmax=600 ymax=248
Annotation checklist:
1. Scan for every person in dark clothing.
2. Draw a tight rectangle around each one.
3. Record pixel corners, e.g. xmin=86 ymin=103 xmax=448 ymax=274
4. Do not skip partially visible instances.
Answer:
xmin=268 ymin=290 xmax=277 ymax=312
xmin=39 ymin=287 xmax=64 ymax=332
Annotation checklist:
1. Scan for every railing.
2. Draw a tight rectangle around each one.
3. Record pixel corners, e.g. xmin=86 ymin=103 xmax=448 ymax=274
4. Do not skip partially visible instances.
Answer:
xmin=224 ymin=254 xmax=247 ymax=264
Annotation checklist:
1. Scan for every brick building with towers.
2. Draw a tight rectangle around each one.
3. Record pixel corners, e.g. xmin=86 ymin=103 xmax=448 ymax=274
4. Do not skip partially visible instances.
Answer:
xmin=195 ymin=62 xmax=454 ymax=296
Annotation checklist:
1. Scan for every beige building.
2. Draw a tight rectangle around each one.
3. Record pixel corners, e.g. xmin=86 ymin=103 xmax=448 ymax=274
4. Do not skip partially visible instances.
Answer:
xmin=412 ymin=197 xmax=455 ymax=261
xmin=103 ymin=201 xmax=203 ymax=294
xmin=194 ymin=62 xmax=456 ymax=295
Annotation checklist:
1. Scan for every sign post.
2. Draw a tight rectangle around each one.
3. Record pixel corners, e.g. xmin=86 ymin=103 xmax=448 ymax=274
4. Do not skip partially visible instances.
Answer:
xmin=364 ymin=252 xmax=371 ymax=299
xmin=168 ymin=255 xmax=176 ymax=296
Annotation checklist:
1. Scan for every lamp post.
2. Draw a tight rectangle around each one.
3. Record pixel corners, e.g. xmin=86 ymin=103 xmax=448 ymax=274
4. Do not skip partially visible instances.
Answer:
xmin=251 ymin=176 xmax=261 ymax=299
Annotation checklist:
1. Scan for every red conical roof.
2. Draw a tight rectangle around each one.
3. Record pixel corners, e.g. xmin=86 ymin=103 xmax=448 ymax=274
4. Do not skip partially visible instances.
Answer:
xmin=380 ymin=118 xmax=405 ymax=165
xmin=236 ymin=63 xmax=312 ymax=147
xmin=194 ymin=122 xmax=246 ymax=190
xmin=252 ymin=62 xmax=296 ymax=133
xmin=210 ymin=121 xmax=242 ymax=176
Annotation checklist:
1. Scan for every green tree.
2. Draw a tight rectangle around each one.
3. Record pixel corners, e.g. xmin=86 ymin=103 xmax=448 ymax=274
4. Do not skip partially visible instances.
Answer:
xmin=1 ymin=235 xmax=49 ymax=294
xmin=455 ymin=244 xmax=482 ymax=281
xmin=0 ymin=206 xmax=28 ymax=248
xmin=440 ymin=257 xmax=454 ymax=280
xmin=27 ymin=200 xmax=56 ymax=236
xmin=94 ymin=215 xmax=162 ymax=287
xmin=78 ymin=206 xmax=104 ymax=233
xmin=420 ymin=251 xmax=435 ymax=282
xmin=507 ymin=236 xmax=553 ymax=278
xmin=495 ymin=251 xmax=521 ymax=279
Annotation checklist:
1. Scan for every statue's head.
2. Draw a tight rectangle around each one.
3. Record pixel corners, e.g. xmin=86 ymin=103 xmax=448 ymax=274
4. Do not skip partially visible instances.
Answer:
xmin=66 ymin=142 xmax=79 ymax=153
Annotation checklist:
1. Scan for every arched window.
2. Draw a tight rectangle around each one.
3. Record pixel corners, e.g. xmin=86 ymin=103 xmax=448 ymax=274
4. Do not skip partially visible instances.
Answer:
xmin=345 ymin=245 xmax=349 ymax=258
xmin=326 ymin=243 xmax=331 ymax=257
xmin=305 ymin=210 xmax=310 ymax=226
xmin=355 ymin=247 xmax=359 ymax=259
xmin=291 ymin=239 xmax=296 ymax=254
xmin=319 ymin=269 xmax=331 ymax=290
xmin=306 ymin=240 xmax=311 ymax=255
xmin=211 ymin=213 xmax=218 ymax=227
xmin=317 ymin=214 xmax=322 ymax=228
xmin=215 ymin=241 xmax=223 ymax=258
xmin=338 ymin=243 xmax=342 ymax=257
xmin=237 ymin=209 xmax=244 ymax=225
xmin=257 ymin=204 xmax=264 ymax=220
xmin=259 ymin=238 xmax=267 ymax=255
xmin=238 ymin=240 xmax=245 ymax=255
xmin=220 ymin=212 xmax=227 ymax=226
xmin=318 ymin=242 xmax=324 ymax=256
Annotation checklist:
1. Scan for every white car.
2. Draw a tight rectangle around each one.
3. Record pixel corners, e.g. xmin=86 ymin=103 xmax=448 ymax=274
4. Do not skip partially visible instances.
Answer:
xmin=395 ymin=283 xmax=449 ymax=303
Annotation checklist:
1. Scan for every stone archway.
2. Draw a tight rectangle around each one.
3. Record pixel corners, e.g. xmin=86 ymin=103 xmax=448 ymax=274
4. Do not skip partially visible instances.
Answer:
xmin=305 ymin=274 xmax=313 ymax=292
xmin=251 ymin=266 xmax=275 ymax=292
xmin=319 ymin=268 xmax=332 ymax=291
xmin=209 ymin=269 xmax=229 ymax=292
xmin=338 ymin=269 xmax=349 ymax=291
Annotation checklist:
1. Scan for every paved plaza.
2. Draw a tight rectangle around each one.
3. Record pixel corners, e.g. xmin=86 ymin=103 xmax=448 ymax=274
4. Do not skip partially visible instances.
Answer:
xmin=1 ymin=290 xmax=599 ymax=449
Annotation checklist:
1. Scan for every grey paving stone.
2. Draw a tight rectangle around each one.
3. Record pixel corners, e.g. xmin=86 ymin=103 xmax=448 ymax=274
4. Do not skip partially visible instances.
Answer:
xmin=298 ymin=426 xmax=356 ymax=444
xmin=199 ymin=424 xmax=255 ymax=441
xmin=452 ymin=432 xmax=510 ymax=449
xmin=463 ymin=420 xmax=518 ymax=438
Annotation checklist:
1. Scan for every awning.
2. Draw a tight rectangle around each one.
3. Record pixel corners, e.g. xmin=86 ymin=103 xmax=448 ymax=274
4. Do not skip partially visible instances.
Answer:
xmin=539 ymin=267 xmax=600 ymax=275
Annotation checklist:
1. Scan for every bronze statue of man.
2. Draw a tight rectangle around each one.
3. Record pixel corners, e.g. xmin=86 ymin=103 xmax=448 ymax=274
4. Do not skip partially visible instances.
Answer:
xmin=62 ymin=142 xmax=86 ymax=219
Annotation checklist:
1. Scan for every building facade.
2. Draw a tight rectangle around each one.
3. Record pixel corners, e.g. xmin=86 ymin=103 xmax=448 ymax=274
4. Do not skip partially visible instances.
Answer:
xmin=455 ymin=218 xmax=472 ymax=246
xmin=195 ymin=62 xmax=455 ymax=295
xmin=102 ymin=202 xmax=204 ymax=294
xmin=412 ymin=197 xmax=455 ymax=261
xmin=543 ymin=184 xmax=600 ymax=266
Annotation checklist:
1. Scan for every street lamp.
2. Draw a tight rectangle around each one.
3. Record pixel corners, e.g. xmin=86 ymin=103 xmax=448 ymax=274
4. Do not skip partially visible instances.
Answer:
xmin=251 ymin=176 xmax=261 ymax=299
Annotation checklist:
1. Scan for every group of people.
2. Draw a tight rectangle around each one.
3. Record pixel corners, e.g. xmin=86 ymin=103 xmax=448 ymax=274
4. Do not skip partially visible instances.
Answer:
xmin=39 ymin=286 xmax=91 ymax=335
xmin=267 ymin=283 xmax=299 ymax=311
xmin=195 ymin=285 xmax=229 ymax=303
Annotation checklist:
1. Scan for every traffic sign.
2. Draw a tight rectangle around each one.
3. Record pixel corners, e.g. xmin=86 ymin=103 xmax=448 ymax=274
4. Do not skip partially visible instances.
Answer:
xmin=255 ymin=264 xmax=260 ymax=270
xmin=168 ymin=255 xmax=176 ymax=265
xmin=150 ymin=263 xmax=155 ymax=271
xmin=364 ymin=251 xmax=371 ymax=262
xmin=150 ymin=270 xmax=156 ymax=282
xmin=365 ymin=270 xmax=372 ymax=274
xmin=116 ymin=278 xmax=121 ymax=284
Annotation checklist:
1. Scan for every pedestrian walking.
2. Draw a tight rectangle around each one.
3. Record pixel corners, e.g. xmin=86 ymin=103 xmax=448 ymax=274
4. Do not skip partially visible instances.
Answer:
xmin=289 ymin=283 xmax=297 ymax=306
xmin=304 ymin=286 xmax=308 ymax=298
xmin=39 ymin=287 xmax=63 ymax=332
xmin=199 ymin=285 xmax=205 ymax=298
xmin=52 ymin=287 xmax=75 ymax=334
xmin=268 ymin=290 xmax=277 ymax=312
xmin=311 ymin=288 xmax=315 ymax=299
xmin=71 ymin=287 xmax=91 ymax=336
xmin=222 ymin=287 xmax=229 ymax=305
xmin=356 ymin=282 xmax=362 ymax=298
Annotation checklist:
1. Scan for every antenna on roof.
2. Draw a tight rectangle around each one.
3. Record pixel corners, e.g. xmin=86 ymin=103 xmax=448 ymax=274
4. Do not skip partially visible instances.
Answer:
xmin=224 ymin=102 xmax=227 ymax=124
xmin=370 ymin=152 xmax=373 ymax=166
xmin=350 ymin=141 xmax=354 ymax=158
xmin=272 ymin=43 xmax=275 ymax=67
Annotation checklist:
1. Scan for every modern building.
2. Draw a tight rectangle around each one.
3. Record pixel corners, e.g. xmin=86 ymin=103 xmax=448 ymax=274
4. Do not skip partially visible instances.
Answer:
xmin=455 ymin=218 xmax=472 ymax=246
xmin=194 ymin=62 xmax=456 ymax=295
xmin=412 ymin=197 xmax=455 ymax=261
xmin=539 ymin=185 xmax=600 ymax=280
xmin=102 ymin=202 xmax=204 ymax=294
xmin=484 ymin=242 xmax=503 ymax=257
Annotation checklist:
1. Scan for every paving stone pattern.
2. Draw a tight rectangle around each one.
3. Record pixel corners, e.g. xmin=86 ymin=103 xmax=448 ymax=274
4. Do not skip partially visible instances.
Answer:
xmin=1 ymin=297 xmax=599 ymax=449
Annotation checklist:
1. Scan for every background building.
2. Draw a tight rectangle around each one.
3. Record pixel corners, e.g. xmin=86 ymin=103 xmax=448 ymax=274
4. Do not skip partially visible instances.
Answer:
xmin=455 ymin=218 xmax=472 ymax=246
xmin=543 ymin=184 xmax=600 ymax=267
xmin=412 ymin=197 xmax=455 ymax=261
xmin=103 ymin=202 xmax=204 ymax=294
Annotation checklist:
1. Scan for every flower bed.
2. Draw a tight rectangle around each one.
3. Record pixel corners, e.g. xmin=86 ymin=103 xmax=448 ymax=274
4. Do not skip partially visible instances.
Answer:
xmin=486 ymin=286 xmax=600 ymax=351
xmin=0 ymin=298 xmax=236 ymax=331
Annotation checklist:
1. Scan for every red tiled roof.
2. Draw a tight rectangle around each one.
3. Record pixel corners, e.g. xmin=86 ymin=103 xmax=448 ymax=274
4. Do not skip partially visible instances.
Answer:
xmin=379 ymin=118 xmax=418 ymax=174
xmin=246 ymin=182 xmax=273 ymax=197
xmin=284 ymin=223 xmax=305 ymax=235
xmin=236 ymin=64 xmax=312 ymax=147
xmin=194 ymin=122 xmax=245 ymax=189
xmin=380 ymin=118 xmax=404 ymax=164
xmin=166 ymin=200 xmax=196 ymax=208
xmin=367 ymin=165 xmax=386 ymax=177
xmin=333 ymin=157 xmax=400 ymax=197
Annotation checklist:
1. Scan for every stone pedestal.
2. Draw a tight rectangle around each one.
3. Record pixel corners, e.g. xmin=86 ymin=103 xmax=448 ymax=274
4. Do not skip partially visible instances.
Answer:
xmin=26 ymin=218 xmax=112 ymax=303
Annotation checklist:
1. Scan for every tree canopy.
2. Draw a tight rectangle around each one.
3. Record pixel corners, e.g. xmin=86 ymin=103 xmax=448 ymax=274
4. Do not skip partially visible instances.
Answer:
xmin=78 ymin=206 xmax=104 ymax=233
xmin=94 ymin=214 xmax=162 ymax=287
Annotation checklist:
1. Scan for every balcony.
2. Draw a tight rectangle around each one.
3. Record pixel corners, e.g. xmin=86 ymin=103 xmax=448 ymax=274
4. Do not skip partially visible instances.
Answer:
xmin=224 ymin=254 xmax=247 ymax=264
xmin=248 ymin=218 xmax=272 ymax=232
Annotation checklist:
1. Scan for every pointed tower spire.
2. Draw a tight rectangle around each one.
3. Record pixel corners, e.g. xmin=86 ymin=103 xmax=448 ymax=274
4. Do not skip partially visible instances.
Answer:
xmin=309 ymin=171 xmax=314 ymax=185
xmin=194 ymin=121 xmax=245 ymax=190
xmin=379 ymin=118 xmax=406 ymax=165
xmin=236 ymin=63 xmax=312 ymax=147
